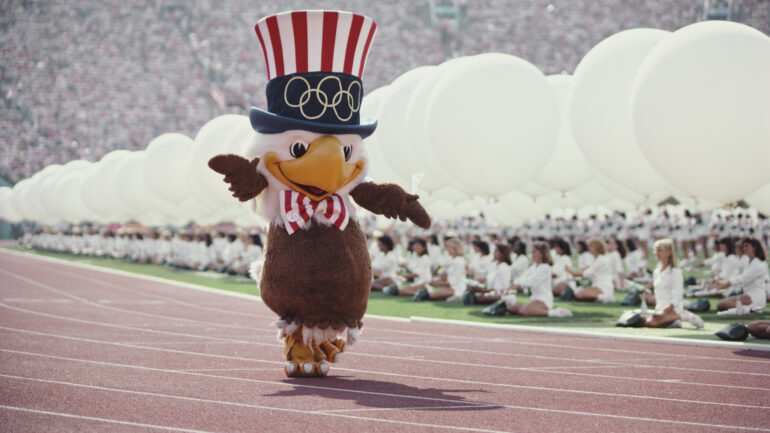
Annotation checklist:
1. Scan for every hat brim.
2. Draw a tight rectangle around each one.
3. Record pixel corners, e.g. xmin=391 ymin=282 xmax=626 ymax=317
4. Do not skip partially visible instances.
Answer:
xmin=249 ymin=107 xmax=377 ymax=138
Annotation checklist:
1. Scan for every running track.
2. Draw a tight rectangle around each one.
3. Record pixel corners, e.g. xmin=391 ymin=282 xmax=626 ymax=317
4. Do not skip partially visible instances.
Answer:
xmin=1 ymin=249 xmax=769 ymax=433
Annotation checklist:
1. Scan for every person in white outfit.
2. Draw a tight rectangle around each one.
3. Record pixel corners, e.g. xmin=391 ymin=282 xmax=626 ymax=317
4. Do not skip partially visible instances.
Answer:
xmin=714 ymin=237 xmax=769 ymax=313
xmin=509 ymin=240 xmax=530 ymax=283
xmin=623 ymin=239 xmax=648 ymax=281
xmin=371 ymin=235 xmax=400 ymax=291
xmin=551 ymin=238 xmax=573 ymax=296
xmin=506 ymin=241 xmax=553 ymax=316
xmin=576 ymin=240 xmax=594 ymax=271
xmin=416 ymin=238 xmax=467 ymax=301
xmin=468 ymin=244 xmax=512 ymax=304
xmin=640 ymin=238 xmax=703 ymax=328
xmin=606 ymin=236 xmax=626 ymax=290
xmin=390 ymin=238 xmax=433 ymax=297
xmin=566 ymin=238 xmax=615 ymax=303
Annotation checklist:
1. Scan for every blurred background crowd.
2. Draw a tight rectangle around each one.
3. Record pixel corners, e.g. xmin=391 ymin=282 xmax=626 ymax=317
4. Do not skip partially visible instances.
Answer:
xmin=2 ymin=0 xmax=769 ymax=184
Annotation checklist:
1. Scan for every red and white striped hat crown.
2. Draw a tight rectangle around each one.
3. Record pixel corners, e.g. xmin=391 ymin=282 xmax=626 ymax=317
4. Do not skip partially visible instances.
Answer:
xmin=255 ymin=10 xmax=377 ymax=80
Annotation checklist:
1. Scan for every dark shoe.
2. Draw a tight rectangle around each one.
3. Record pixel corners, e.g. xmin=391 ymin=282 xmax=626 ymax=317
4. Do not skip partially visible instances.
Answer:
xmin=461 ymin=290 xmax=476 ymax=305
xmin=715 ymin=323 xmax=749 ymax=341
xmin=412 ymin=288 xmax=429 ymax=302
xmin=560 ymin=286 xmax=574 ymax=301
xmin=620 ymin=291 xmax=641 ymax=306
xmin=615 ymin=311 xmax=643 ymax=327
xmin=384 ymin=284 xmax=399 ymax=296
xmin=482 ymin=300 xmax=507 ymax=316
xmin=685 ymin=299 xmax=710 ymax=313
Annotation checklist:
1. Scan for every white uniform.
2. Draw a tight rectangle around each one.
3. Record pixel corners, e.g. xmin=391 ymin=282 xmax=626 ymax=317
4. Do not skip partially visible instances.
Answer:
xmin=372 ymin=250 xmax=399 ymax=281
xmin=703 ymin=251 xmax=725 ymax=276
xmin=607 ymin=250 xmax=624 ymax=288
xmin=407 ymin=253 xmax=433 ymax=286
xmin=583 ymin=254 xmax=614 ymax=300
xmin=514 ymin=263 xmax=553 ymax=309
xmin=624 ymin=249 xmax=646 ymax=276
xmin=578 ymin=251 xmax=595 ymax=270
xmin=729 ymin=257 xmax=769 ymax=310
xmin=551 ymin=254 xmax=572 ymax=286
xmin=510 ymin=254 xmax=530 ymax=282
xmin=485 ymin=261 xmax=511 ymax=294
xmin=440 ymin=255 xmax=467 ymax=296
xmin=717 ymin=255 xmax=741 ymax=281
xmin=652 ymin=265 xmax=684 ymax=313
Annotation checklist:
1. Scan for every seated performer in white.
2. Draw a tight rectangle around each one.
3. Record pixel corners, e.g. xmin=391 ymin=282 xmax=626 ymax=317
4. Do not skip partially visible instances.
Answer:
xmin=551 ymin=238 xmax=573 ymax=296
xmin=639 ymin=239 xmax=704 ymax=328
xmin=714 ymin=237 xmax=769 ymax=314
xmin=565 ymin=238 xmax=615 ymax=303
xmin=371 ymin=235 xmax=400 ymax=291
xmin=421 ymin=238 xmax=468 ymax=301
xmin=506 ymin=241 xmax=553 ymax=316
xmin=469 ymin=243 xmax=512 ymax=304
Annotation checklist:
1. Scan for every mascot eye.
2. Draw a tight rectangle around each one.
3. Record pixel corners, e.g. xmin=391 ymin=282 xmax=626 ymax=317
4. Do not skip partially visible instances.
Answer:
xmin=343 ymin=145 xmax=352 ymax=161
xmin=290 ymin=141 xmax=308 ymax=158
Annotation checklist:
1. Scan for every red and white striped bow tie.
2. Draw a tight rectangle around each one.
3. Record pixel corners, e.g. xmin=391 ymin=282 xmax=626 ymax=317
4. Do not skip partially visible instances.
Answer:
xmin=279 ymin=190 xmax=350 ymax=235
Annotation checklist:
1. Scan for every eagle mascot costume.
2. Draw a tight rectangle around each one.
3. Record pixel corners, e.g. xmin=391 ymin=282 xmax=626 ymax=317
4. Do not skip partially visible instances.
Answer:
xmin=209 ymin=10 xmax=431 ymax=377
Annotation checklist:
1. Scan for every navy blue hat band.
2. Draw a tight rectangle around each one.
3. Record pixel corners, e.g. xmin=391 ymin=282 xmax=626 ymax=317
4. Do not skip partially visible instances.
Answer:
xmin=266 ymin=72 xmax=363 ymax=128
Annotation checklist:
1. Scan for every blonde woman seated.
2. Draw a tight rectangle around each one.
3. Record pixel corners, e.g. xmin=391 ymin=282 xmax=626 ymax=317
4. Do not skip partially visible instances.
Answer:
xmin=713 ymin=237 xmax=769 ymax=314
xmin=565 ymin=238 xmax=615 ymax=303
xmin=414 ymin=238 xmax=467 ymax=302
xmin=639 ymin=239 xmax=703 ymax=328
xmin=506 ymin=241 xmax=553 ymax=316
xmin=467 ymin=244 xmax=512 ymax=304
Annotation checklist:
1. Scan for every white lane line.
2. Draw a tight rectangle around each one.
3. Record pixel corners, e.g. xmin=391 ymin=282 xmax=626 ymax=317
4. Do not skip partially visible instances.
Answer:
xmin=0 ymin=373 xmax=510 ymax=433
xmin=7 ymin=248 xmax=769 ymax=367
xmin=0 ymin=404 xmax=216 ymax=433
xmin=1 ymin=365 xmax=767 ymax=432
xmin=0 ymin=268 xmax=258 ymax=332
xmin=2 ymin=328 xmax=769 ymax=410
xmin=2 ymin=298 xmax=74 ymax=304
xmin=3 ymin=298 xmax=770 ymax=394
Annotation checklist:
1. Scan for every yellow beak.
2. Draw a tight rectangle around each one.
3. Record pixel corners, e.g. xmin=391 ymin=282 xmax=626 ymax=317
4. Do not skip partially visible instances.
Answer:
xmin=264 ymin=135 xmax=365 ymax=202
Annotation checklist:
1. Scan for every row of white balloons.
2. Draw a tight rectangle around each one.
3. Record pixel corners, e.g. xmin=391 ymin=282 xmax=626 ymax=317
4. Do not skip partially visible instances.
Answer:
xmin=362 ymin=20 xmax=770 ymax=226
xmin=0 ymin=114 xmax=268 ymax=228
xmin=1 ymin=20 xmax=768 ymax=228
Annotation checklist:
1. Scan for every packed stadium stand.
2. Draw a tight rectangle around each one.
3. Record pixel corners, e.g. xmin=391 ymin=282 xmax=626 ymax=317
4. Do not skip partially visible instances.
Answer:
xmin=1 ymin=0 xmax=768 ymax=184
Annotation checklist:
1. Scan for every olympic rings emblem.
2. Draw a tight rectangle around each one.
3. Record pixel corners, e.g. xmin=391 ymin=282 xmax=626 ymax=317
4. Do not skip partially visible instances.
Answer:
xmin=283 ymin=76 xmax=361 ymax=122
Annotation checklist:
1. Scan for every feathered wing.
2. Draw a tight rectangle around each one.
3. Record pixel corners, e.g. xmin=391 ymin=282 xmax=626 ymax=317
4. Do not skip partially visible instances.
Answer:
xmin=350 ymin=182 xmax=431 ymax=228
xmin=208 ymin=154 xmax=268 ymax=202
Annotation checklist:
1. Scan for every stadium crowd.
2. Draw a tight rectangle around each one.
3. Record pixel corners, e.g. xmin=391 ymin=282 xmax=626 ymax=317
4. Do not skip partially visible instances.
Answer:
xmin=2 ymin=0 xmax=769 ymax=184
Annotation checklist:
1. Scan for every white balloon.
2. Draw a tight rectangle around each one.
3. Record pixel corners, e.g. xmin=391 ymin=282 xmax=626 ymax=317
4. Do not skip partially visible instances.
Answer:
xmin=746 ymin=183 xmax=770 ymax=215
xmin=144 ymin=133 xmax=195 ymax=204
xmin=185 ymin=115 xmax=250 ymax=210
xmin=116 ymin=151 xmax=151 ymax=219
xmin=81 ymin=150 xmax=133 ymax=223
xmin=53 ymin=162 xmax=95 ymax=223
xmin=361 ymin=86 xmax=409 ymax=188
xmin=570 ymin=181 xmax=613 ymax=204
xmin=11 ymin=178 xmax=32 ymax=221
xmin=570 ymin=28 xmax=672 ymax=195
xmin=378 ymin=66 xmax=436 ymax=187
xmin=407 ymin=57 xmax=476 ymax=193
xmin=0 ymin=187 xmax=23 ymax=223
xmin=535 ymin=75 xmax=593 ymax=191
xmin=631 ymin=21 xmax=770 ymax=203
xmin=483 ymin=202 xmax=522 ymax=226
xmin=517 ymin=181 xmax=553 ymax=198
xmin=428 ymin=53 xmax=559 ymax=197
xmin=23 ymin=165 xmax=63 ymax=223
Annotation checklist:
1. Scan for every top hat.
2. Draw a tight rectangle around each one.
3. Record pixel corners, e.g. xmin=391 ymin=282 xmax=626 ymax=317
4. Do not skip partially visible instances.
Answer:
xmin=250 ymin=10 xmax=378 ymax=137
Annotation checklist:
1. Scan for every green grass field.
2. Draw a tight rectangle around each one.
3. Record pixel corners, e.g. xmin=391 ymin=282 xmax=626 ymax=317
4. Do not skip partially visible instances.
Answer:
xmin=5 ymin=245 xmax=769 ymax=345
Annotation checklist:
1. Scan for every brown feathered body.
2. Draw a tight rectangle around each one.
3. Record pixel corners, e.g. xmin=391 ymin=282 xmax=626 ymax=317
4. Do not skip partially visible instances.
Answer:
xmin=259 ymin=219 xmax=372 ymax=331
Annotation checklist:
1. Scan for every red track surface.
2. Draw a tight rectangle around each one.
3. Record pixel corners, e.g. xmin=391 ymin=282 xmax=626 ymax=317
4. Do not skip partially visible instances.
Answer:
xmin=1 ymin=249 xmax=769 ymax=433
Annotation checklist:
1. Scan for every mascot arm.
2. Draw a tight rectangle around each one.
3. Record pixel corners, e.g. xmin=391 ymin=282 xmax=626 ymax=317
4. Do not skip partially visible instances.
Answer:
xmin=350 ymin=182 xmax=431 ymax=229
xmin=208 ymin=154 xmax=268 ymax=202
